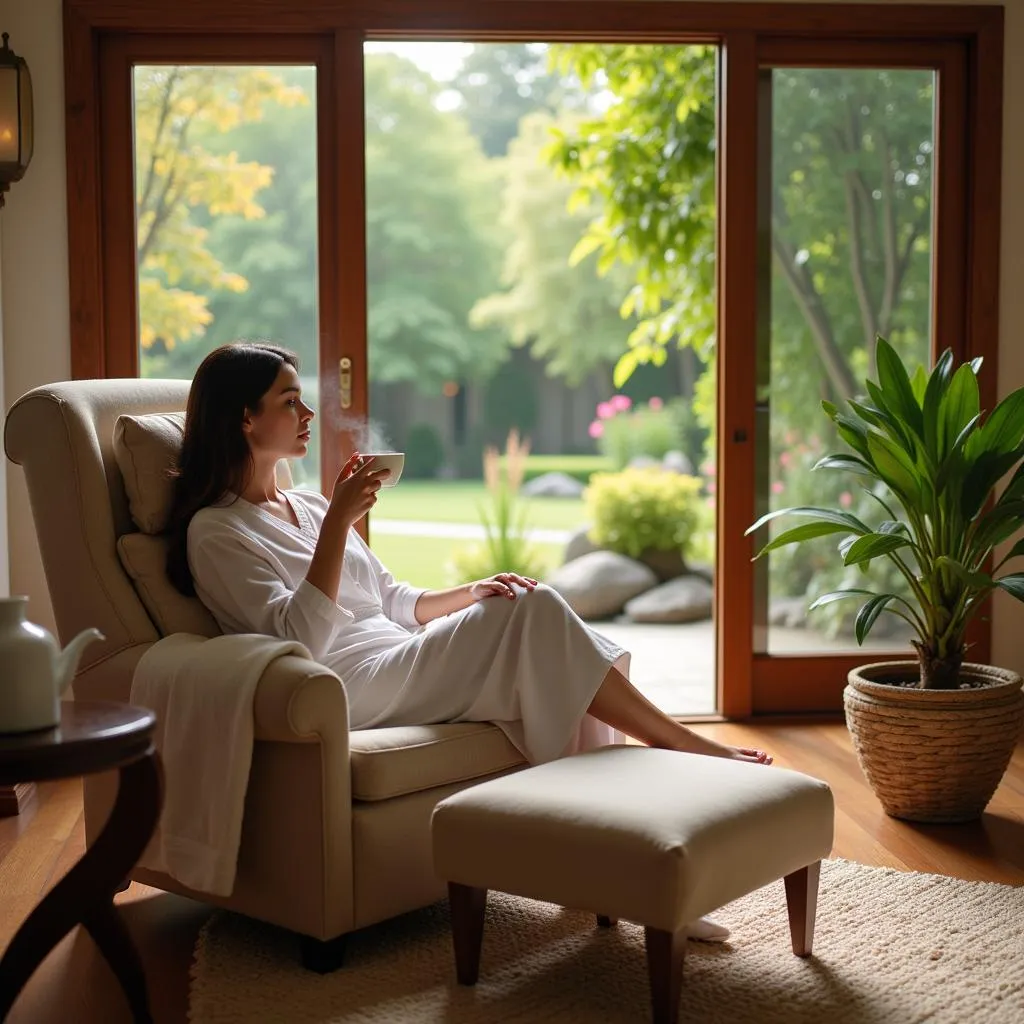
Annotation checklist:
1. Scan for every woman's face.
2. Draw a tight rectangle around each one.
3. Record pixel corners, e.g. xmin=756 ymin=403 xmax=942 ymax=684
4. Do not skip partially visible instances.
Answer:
xmin=242 ymin=363 xmax=315 ymax=460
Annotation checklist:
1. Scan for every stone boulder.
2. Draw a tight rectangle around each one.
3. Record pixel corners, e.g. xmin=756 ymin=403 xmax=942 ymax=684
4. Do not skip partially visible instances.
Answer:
xmin=563 ymin=525 xmax=601 ymax=565
xmin=638 ymin=547 xmax=688 ymax=583
xmin=624 ymin=574 xmax=714 ymax=624
xmin=768 ymin=596 xmax=808 ymax=629
xmin=547 ymin=551 xmax=658 ymax=620
xmin=662 ymin=449 xmax=694 ymax=475
xmin=521 ymin=471 xmax=586 ymax=499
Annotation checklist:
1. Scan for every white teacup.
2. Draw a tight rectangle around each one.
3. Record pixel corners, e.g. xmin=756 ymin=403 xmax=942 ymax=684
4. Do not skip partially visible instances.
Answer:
xmin=360 ymin=452 xmax=405 ymax=488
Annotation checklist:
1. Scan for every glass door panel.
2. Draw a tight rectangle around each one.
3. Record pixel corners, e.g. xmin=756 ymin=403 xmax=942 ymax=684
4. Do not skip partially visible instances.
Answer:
xmin=363 ymin=41 xmax=719 ymax=715
xmin=132 ymin=63 xmax=321 ymax=490
xmin=753 ymin=67 xmax=935 ymax=656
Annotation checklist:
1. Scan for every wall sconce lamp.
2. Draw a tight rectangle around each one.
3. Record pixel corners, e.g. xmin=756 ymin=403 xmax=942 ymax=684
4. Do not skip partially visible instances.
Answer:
xmin=0 ymin=33 xmax=33 ymax=209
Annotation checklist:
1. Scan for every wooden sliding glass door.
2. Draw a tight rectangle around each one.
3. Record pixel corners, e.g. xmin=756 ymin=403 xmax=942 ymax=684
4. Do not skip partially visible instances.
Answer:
xmin=67 ymin=2 xmax=1002 ymax=718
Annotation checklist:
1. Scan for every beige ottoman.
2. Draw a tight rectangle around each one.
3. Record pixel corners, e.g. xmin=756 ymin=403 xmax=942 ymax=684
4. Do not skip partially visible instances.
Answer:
xmin=432 ymin=745 xmax=834 ymax=1024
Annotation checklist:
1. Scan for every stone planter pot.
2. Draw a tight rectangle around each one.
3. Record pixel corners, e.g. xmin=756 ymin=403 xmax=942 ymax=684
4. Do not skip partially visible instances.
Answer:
xmin=844 ymin=661 xmax=1024 ymax=823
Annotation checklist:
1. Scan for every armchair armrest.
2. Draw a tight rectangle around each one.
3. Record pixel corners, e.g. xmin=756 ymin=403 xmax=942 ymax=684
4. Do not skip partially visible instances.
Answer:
xmin=251 ymin=654 xmax=351 ymax=753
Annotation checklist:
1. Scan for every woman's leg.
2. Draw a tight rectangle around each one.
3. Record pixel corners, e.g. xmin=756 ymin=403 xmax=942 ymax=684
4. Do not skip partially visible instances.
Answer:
xmin=588 ymin=666 xmax=772 ymax=765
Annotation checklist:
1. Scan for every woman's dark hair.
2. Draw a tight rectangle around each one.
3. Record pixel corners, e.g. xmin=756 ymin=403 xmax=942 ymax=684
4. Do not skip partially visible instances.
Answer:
xmin=166 ymin=342 xmax=299 ymax=595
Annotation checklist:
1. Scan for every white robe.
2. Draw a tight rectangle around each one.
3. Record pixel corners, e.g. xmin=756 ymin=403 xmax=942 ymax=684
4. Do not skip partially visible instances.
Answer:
xmin=187 ymin=489 xmax=628 ymax=764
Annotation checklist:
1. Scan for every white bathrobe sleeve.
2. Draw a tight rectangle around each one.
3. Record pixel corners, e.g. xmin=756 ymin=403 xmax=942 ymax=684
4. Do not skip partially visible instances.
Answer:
xmin=189 ymin=521 xmax=354 ymax=662
xmin=352 ymin=532 xmax=426 ymax=630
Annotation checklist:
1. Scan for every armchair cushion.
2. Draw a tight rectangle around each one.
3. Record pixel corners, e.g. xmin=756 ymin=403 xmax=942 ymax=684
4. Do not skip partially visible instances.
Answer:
xmin=113 ymin=411 xmax=295 ymax=536
xmin=348 ymin=723 xmax=526 ymax=802
xmin=113 ymin=411 xmax=186 ymax=535
xmin=117 ymin=533 xmax=220 ymax=638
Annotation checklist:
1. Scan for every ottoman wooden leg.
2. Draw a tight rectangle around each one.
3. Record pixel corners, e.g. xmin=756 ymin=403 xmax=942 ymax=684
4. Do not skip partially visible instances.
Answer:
xmin=784 ymin=860 xmax=821 ymax=957
xmin=448 ymin=882 xmax=487 ymax=985
xmin=644 ymin=926 xmax=685 ymax=1024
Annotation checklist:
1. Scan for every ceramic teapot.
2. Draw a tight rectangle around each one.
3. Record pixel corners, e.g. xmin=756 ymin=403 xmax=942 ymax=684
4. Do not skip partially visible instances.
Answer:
xmin=0 ymin=597 xmax=104 ymax=734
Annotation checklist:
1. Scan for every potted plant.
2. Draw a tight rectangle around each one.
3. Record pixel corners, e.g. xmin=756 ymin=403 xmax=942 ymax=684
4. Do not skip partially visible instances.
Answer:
xmin=747 ymin=338 xmax=1024 ymax=822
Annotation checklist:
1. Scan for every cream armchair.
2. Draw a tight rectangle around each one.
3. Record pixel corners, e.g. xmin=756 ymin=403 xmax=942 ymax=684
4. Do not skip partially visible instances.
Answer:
xmin=4 ymin=378 xmax=526 ymax=970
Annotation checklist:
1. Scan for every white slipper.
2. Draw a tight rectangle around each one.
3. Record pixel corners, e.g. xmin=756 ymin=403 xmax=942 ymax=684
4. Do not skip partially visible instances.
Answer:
xmin=685 ymin=917 xmax=731 ymax=942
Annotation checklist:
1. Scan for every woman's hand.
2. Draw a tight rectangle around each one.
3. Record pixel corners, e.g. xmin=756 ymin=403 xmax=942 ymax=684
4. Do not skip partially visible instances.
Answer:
xmin=328 ymin=451 xmax=391 ymax=527
xmin=468 ymin=572 xmax=539 ymax=602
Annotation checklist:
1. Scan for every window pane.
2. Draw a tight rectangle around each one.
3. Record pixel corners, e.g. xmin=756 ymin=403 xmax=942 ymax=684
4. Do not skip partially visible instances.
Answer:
xmin=364 ymin=42 xmax=719 ymax=714
xmin=133 ymin=64 xmax=320 ymax=490
xmin=755 ymin=67 xmax=934 ymax=655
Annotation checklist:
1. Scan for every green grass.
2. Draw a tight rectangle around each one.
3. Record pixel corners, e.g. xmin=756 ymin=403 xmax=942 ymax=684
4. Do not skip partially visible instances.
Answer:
xmin=370 ymin=532 xmax=563 ymax=590
xmin=373 ymin=481 xmax=588 ymax=531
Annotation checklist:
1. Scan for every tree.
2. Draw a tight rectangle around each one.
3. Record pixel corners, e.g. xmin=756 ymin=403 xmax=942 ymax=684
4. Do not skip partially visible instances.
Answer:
xmin=364 ymin=53 xmax=508 ymax=391
xmin=448 ymin=43 xmax=564 ymax=157
xmin=470 ymin=111 xmax=637 ymax=387
xmin=134 ymin=66 xmax=307 ymax=367
xmin=546 ymin=46 xmax=934 ymax=406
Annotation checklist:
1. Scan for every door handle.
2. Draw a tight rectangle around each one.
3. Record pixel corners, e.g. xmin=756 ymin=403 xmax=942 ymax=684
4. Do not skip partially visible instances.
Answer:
xmin=339 ymin=357 xmax=352 ymax=411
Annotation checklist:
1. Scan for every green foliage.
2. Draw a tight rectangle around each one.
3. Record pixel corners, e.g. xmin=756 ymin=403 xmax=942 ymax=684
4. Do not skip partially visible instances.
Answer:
xmin=546 ymin=50 xmax=934 ymax=423
xmin=448 ymin=44 xmax=566 ymax=158
xmin=546 ymin=44 xmax=718 ymax=384
xmin=590 ymin=395 xmax=704 ymax=470
xmin=470 ymin=111 xmax=638 ymax=385
xmin=404 ymin=424 xmax=446 ymax=480
xmin=365 ymin=54 xmax=508 ymax=391
xmin=587 ymin=468 xmax=704 ymax=559
xmin=748 ymin=338 xmax=1024 ymax=689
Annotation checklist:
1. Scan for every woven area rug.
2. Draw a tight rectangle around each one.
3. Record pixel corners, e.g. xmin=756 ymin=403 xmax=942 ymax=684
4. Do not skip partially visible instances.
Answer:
xmin=189 ymin=859 xmax=1024 ymax=1023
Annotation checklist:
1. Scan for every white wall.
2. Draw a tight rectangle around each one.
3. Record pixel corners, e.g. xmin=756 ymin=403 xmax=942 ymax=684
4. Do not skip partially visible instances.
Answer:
xmin=1 ymin=0 xmax=69 ymax=630
xmin=1 ymin=0 xmax=1022 ymax=675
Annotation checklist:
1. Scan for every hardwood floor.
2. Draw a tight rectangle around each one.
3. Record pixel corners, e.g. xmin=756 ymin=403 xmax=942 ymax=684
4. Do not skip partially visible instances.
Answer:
xmin=2 ymin=720 xmax=1022 ymax=1024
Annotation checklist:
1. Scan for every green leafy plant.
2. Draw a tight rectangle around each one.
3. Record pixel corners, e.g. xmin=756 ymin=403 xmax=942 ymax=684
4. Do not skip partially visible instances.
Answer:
xmin=586 ymin=467 xmax=705 ymax=559
xmin=450 ymin=430 xmax=549 ymax=582
xmin=747 ymin=338 xmax=1024 ymax=689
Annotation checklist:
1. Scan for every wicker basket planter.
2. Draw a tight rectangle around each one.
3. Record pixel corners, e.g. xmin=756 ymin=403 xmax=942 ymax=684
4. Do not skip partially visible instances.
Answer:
xmin=844 ymin=662 xmax=1024 ymax=823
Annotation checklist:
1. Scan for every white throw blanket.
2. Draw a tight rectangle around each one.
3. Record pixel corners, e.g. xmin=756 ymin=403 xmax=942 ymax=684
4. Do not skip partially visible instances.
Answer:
xmin=130 ymin=633 xmax=311 ymax=896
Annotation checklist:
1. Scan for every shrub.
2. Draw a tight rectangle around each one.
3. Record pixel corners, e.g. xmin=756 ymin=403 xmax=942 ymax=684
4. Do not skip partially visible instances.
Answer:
xmin=404 ymin=423 xmax=446 ymax=480
xmin=586 ymin=468 xmax=705 ymax=559
xmin=590 ymin=395 xmax=705 ymax=470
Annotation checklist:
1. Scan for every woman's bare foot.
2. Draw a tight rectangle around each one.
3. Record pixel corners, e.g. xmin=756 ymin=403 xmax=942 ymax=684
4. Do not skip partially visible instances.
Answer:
xmin=670 ymin=730 xmax=773 ymax=765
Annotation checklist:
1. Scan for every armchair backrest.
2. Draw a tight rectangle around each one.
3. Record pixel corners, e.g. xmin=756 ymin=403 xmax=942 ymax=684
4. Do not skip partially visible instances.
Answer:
xmin=4 ymin=378 xmax=190 ymax=672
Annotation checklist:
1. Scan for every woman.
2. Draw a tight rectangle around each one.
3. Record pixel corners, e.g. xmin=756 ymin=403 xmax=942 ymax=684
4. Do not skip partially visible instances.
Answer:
xmin=167 ymin=342 xmax=773 ymax=768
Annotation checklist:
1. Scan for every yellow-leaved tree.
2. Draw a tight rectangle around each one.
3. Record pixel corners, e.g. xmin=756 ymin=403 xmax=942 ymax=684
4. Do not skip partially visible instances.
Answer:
xmin=133 ymin=65 xmax=307 ymax=355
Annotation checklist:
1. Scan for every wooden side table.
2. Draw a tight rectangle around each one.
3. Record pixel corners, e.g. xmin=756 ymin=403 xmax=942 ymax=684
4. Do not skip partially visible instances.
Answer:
xmin=0 ymin=701 xmax=163 ymax=1023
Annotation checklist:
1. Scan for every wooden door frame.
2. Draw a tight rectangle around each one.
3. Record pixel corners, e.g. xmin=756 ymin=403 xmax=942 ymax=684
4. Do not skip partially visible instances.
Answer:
xmin=65 ymin=0 xmax=1003 ymax=718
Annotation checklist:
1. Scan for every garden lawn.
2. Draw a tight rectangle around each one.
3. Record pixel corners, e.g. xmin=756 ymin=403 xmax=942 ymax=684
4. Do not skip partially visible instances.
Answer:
xmin=373 ymin=481 xmax=588 ymax=531
xmin=369 ymin=532 xmax=564 ymax=591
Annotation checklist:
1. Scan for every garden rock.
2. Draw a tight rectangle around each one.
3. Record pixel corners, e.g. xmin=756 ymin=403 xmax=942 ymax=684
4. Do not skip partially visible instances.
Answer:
xmin=521 ymin=472 xmax=586 ymax=499
xmin=627 ymin=455 xmax=662 ymax=471
xmin=687 ymin=560 xmax=715 ymax=583
xmin=563 ymin=525 xmax=601 ymax=565
xmin=662 ymin=450 xmax=694 ymax=475
xmin=624 ymin=575 xmax=714 ymax=624
xmin=638 ymin=547 xmax=688 ymax=583
xmin=547 ymin=551 xmax=657 ymax=620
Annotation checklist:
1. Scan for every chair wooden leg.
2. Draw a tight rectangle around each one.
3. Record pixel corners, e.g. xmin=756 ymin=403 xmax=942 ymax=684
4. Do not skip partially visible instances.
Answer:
xmin=448 ymin=882 xmax=487 ymax=986
xmin=597 ymin=914 xmax=618 ymax=928
xmin=784 ymin=860 xmax=821 ymax=957
xmin=300 ymin=933 xmax=348 ymax=974
xmin=644 ymin=926 xmax=685 ymax=1024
